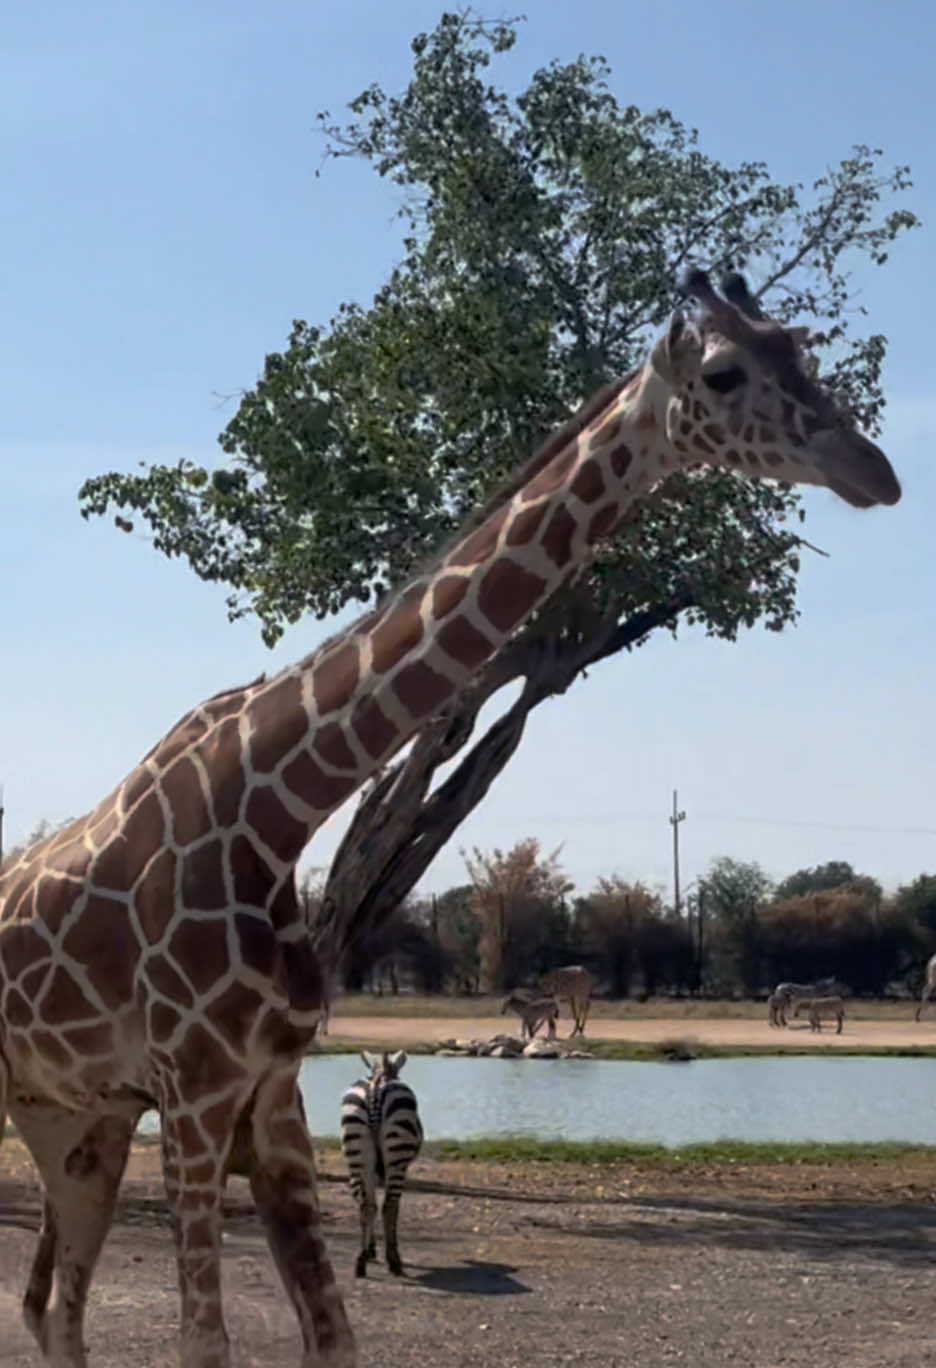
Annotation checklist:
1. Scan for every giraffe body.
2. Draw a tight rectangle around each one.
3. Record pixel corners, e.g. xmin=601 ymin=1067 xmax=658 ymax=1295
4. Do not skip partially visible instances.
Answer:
xmin=0 ymin=271 xmax=901 ymax=1366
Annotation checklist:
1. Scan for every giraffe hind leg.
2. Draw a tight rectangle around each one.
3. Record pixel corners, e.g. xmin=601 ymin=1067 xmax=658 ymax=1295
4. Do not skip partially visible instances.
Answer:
xmin=11 ymin=1103 xmax=136 ymax=1368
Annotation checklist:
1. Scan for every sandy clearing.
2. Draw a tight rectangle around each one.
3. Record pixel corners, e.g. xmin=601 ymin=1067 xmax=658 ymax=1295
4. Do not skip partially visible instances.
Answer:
xmin=329 ymin=1013 xmax=936 ymax=1049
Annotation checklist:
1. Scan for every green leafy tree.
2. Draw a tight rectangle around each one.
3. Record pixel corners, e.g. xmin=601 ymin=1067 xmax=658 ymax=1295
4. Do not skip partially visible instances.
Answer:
xmin=774 ymin=861 xmax=858 ymax=901
xmin=76 ymin=13 xmax=917 ymax=962
xmin=576 ymin=876 xmax=673 ymax=997
xmin=432 ymin=884 xmax=482 ymax=994
xmin=894 ymin=874 xmax=936 ymax=940
xmin=760 ymin=887 xmax=916 ymax=996
xmin=700 ymin=856 xmax=773 ymax=993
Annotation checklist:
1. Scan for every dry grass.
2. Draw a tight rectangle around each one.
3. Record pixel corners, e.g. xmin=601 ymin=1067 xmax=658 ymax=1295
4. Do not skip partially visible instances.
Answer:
xmin=337 ymin=992 xmax=918 ymax=1022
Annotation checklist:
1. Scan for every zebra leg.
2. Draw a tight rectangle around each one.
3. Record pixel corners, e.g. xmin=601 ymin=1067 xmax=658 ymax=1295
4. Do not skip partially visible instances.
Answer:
xmin=382 ymin=1178 xmax=405 ymax=1276
xmin=355 ymin=1177 xmax=378 ymax=1276
xmin=836 ymin=1013 xmax=843 ymax=1035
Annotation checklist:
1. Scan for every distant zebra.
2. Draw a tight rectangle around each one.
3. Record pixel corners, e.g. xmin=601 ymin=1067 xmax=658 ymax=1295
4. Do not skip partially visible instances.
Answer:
xmin=772 ymin=978 xmax=842 ymax=1026
xmin=500 ymin=990 xmax=559 ymax=1040
xmin=766 ymin=992 xmax=786 ymax=1028
xmin=340 ymin=1050 xmax=423 ymax=1278
xmin=793 ymin=995 xmax=845 ymax=1034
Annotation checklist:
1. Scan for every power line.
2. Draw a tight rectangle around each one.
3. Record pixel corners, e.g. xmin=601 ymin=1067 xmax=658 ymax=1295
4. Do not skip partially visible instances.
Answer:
xmin=516 ymin=809 xmax=936 ymax=837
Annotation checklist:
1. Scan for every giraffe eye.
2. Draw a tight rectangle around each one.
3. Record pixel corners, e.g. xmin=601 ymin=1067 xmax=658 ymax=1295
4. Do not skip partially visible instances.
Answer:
xmin=703 ymin=365 xmax=747 ymax=395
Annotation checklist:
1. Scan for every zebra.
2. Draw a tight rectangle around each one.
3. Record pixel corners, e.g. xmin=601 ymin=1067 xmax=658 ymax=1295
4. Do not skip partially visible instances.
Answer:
xmin=766 ymin=991 xmax=786 ymax=1028
xmin=340 ymin=1050 xmax=423 ymax=1278
xmin=915 ymin=953 xmax=936 ymax=1021
xmin=793 ymin=995 xmax=845 ymax=1034
xmin=500 ymin=990 xmax=559 ymax=1040
xmin=772 ymin=978 xmax=842 ymax=1026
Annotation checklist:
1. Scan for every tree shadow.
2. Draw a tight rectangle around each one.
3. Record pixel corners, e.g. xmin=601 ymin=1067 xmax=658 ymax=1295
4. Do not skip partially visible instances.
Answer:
xmin=524 ymin=1193 xmax=936 ymax=1270
xmin=409 ymin=1258 xmax=532 ymax=1295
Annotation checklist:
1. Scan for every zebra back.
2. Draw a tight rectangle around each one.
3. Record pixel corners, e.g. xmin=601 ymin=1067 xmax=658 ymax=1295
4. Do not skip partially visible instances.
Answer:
xmin=340 ymin=1050 xmax=423 ymax=1189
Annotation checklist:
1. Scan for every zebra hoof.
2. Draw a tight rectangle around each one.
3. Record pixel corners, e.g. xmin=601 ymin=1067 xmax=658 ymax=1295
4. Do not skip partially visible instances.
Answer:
xmin=387 ymin=1254 xmax=404 ymax=1276
xmin=354 ymin=1254 xmax=368 ymax=1278
xmin=365 ymin=1243 xmax=377 ymax=1260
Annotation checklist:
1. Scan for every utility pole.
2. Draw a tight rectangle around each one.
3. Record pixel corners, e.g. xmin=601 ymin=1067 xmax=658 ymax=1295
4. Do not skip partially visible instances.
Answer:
xmin=669 ymin=788 xmax=686 ymax=917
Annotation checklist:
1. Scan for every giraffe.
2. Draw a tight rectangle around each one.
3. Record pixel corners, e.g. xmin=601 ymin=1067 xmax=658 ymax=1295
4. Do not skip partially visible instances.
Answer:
xmin=915 ymin=953 xmax=936 ymax=1021
xmin=0 ymin=270 xmax=900 ymax=1368
xmin=541 ymin=966 xmax=596 ymax=1037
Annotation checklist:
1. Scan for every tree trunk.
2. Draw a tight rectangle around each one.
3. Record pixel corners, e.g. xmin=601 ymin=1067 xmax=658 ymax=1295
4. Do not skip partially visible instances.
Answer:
xmin=316 ymin=587 xmax=698 ymax=973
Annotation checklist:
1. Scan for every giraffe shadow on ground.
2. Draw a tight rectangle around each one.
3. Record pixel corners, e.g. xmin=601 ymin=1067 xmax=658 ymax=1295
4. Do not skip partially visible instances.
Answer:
xmin=408 ymin=1259 xmax=531 ymax=1296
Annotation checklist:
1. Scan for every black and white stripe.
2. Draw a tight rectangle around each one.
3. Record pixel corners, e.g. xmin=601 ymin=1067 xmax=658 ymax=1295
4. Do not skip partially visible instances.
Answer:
xmin=772 ymin=978 xmax=842 ymax=1026
xmin=340 ymin=1050 xmax=423 ymax=1278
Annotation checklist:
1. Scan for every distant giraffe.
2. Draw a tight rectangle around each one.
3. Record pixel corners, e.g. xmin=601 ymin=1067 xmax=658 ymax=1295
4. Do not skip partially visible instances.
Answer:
xmin=0 ymin=270 xmax=901 ymax=1368
xmin=542 ymin=966 xmax=596 ymax=1037
xmin=916 ymin=954 xmax=936 ymax=1021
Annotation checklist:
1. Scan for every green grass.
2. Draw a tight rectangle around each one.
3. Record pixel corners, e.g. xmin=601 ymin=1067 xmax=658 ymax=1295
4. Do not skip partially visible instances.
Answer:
xmin=304 ymin=1134 xmax=936 ymax=1166
xmin=6 ymin=1123 xmax=934 ymax=1171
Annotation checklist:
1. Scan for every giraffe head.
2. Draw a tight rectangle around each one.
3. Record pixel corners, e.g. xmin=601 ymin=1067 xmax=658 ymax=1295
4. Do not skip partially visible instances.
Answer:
xmin=646 ymin=269 xmax=901 ymax=509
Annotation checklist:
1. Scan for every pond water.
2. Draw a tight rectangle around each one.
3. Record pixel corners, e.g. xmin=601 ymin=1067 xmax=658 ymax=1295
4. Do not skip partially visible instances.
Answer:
xmin=136 ymin=1054 xmax=936 ymax=1146
xmin=295 ymin=1054 xmax=936 ymax=1147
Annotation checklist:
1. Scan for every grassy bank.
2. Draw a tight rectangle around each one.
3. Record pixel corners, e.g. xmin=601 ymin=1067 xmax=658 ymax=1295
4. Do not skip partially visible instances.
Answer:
xmin=304 ymin=1134 xmax=936 ymax=1167
xmin=316 ymin=1035 xmax=936 ymax=1061
xmin=5 ymin=1125 xmax=934 ymax=1171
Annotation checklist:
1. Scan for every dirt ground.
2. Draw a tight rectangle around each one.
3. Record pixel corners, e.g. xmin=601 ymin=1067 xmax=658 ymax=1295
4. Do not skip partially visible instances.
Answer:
xmin=3 ymin=1138 xmax=936 ymax=1367
xmin=331 ymin=1012 xmax=936 ymax=1049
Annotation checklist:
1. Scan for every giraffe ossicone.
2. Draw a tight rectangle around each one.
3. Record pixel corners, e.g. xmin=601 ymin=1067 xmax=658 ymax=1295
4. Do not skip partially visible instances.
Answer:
xmin=0 ymin=271 xmax=900 ymax=1368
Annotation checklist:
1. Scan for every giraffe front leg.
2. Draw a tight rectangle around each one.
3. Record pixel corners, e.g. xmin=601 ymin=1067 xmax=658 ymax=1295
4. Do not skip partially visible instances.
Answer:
xmin=22 ymin=1190 xmax=56 ymax=1348
xmin=247 ymin=1071 xmax=357 ymax=1367
xmin=161 ymin=1092 xmax=247 ymax=1368
xmin=12 ymin=1105 xmax=136 ymax=1368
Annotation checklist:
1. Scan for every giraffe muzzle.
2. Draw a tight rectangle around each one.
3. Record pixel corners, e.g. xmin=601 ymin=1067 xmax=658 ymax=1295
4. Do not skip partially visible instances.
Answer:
xmin=813 ymin=428 xmax=902 ymax=508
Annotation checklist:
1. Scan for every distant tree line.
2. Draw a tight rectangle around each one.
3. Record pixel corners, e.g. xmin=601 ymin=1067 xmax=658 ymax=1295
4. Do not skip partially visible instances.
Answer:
xmin=300 ymin=842 xmax=936 ymax=1001
xmin=9 ymin=818 xmax=933 ymax=1001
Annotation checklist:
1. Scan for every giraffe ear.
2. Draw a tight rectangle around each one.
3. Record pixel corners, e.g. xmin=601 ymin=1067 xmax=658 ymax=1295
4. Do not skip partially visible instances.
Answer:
xmin=650 ymin=310 xmax=689 ymax=384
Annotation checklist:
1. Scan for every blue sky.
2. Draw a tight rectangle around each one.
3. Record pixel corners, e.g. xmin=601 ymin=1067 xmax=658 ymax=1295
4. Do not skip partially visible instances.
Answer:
xmin=2 ymin=0 xmax=934 ymax=903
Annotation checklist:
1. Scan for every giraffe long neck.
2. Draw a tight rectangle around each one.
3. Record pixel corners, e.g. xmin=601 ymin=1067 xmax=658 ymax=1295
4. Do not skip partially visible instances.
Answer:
xmin=224 ymin=368 xmax=667 ymax=865
xmin=128 ymin=369 xmax=668 ymax=882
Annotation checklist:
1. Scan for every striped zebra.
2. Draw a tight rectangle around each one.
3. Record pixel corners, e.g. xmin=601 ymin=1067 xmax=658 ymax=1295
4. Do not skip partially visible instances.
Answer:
xmin=340 ymin=1050 xmax=423 ymax=1278
xmin=772 ymin=978 xmax=842 ymax=1026
xmin=793 ymin=995 xmax=845 ymax=1034
xmin=766 ymin=991 xmax=786 ymax=1028
xmin=501 ymin=990 xmax=559 ymax=1040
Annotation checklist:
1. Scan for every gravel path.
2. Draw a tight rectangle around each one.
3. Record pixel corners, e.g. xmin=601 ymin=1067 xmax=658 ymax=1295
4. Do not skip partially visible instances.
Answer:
xmin=3 ymin=1144 xmax=936 ymax=1366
